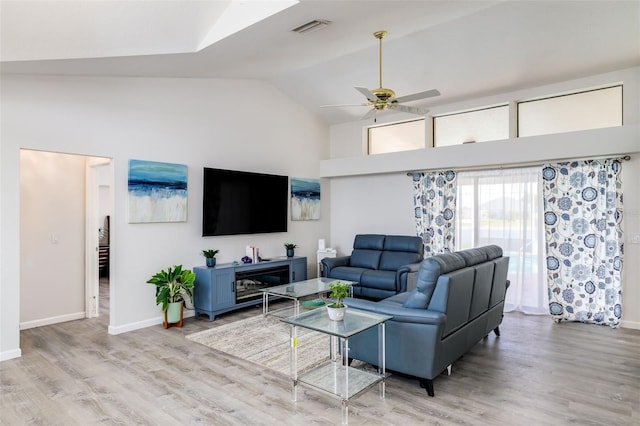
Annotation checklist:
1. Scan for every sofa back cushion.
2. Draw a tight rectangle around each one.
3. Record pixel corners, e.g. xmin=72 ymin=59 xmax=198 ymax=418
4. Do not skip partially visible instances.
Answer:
xmin=438 ymin=268 xmax=475 ymax=337
xmin=350 ymin=234 xmax=385 ymax=269
xmin=378 ymin=235 xmax=424 ymax=271
xmin=489 ymin=256 xmax=510 ymax=307
xmin=350 ymin=250 xmax=382 ymax=270
xmin=457 ymin=248 xmax=488 ymax=266
xmin=414 ymin=253 xmax=466 ymax=306
xmin=353 ymin=234 xmax=385 ymax=250
xmin=469 ymin=262 xmax=495 ymax=319
xmin=479 ymin=245 xmax=503 ymax=260
xmin=383 ymin=235 xmax=424 ymax=254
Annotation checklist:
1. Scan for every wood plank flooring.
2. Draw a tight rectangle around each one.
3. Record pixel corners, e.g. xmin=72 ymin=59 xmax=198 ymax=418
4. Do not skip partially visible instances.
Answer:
xmin=1 ymin=290 xmax=639 ymax=425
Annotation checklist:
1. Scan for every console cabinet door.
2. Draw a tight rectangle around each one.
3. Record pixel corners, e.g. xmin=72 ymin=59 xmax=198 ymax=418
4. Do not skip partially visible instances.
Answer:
xmin=194 ymin=267 xmax=214 ymax=313
xmin=290 ymin=257 xmax=307 ymax=282
xmin=213 ymin=269 xmax=235 ymax=310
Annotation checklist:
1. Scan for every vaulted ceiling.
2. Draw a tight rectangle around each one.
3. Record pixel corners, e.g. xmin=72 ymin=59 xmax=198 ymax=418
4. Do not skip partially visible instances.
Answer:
xmin=2 ymin=0 xmax=639 ymax=125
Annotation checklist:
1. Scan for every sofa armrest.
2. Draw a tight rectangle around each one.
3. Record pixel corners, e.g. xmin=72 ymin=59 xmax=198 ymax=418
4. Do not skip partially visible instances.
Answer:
xmin=396 ymin=262 xmax=422 ymax=293
xmin=345 ymin=297 xmax=446 ymax=326
xmin=321 ymin=256 xmax=350 ymax=277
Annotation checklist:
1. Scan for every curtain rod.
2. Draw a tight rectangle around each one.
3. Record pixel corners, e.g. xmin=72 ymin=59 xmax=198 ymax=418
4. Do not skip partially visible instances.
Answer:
xmin=405 ymin=155 xmax=631 ymax=176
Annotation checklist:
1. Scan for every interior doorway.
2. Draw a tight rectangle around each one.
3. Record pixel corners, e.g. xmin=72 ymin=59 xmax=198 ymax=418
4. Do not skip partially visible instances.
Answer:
xmin=85 ymin=159 xmax=113 ymax=319
xmin=19 ymin=150 xmax=113 ymax=330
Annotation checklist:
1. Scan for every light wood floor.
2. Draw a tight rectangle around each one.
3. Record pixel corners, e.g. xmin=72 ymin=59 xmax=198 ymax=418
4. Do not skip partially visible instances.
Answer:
xmin=1 ymin=289 xmax=639 ymax=425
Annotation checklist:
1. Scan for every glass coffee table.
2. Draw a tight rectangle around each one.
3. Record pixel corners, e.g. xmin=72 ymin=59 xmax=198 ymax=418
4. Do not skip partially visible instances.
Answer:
xmin=260 ymin=277 xmax=355 ymax=318
xmin=282 ymin=307 xmax=392 ymax=425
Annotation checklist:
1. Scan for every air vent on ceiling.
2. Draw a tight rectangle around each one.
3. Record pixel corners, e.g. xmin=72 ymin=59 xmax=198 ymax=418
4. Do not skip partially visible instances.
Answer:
xmin=291 ymin=20 xmax=330 ymax=34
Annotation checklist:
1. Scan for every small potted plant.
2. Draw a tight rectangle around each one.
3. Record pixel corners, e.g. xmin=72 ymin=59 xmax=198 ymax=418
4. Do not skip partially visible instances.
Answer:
xmin=284 ymin=243 xmax=297 ymax=257
xmin=202 ymin=249 xmax=219 ymax=267
xmin=147 ymin=265 xmax=195 ymax=328
xmin=327 ymin=280 xmax=350 ymax=321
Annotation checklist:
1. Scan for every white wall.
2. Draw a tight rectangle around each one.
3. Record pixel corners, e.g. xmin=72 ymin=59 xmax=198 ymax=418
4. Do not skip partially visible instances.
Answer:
xmin=19 ymin=150 xmax=86 ymax=327
xmin=323 ymin=67 xmax=640 ymax=329
xmin=0 ymin=76 xmax=330 ymax=360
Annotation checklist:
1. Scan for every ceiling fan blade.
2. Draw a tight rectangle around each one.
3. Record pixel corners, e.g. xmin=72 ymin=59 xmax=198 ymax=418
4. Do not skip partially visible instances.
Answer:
xmin=393 ymin=89 xmax=441 ymax=104
xmin=389 ymin=104 xmax=429 ymax=116
xmin=361 ymin=108 xmax=377 ymax=120
xmin=355 ymin=86 xmax=379 ymax=102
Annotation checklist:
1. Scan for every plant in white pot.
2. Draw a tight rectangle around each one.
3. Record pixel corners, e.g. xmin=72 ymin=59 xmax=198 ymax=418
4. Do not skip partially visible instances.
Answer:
xmin=327 ymin=281 xmax=350 ymax=321
xmin=202 ymin=249 xmax=219 ymax=267
xmin=147 ymin=265 xmax=195 ymax=328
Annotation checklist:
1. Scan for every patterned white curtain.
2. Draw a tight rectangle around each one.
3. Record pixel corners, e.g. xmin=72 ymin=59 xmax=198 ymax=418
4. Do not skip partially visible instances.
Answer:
xmin=412 ymin=171 xmax=457 ymax=256
xmin=456 ymin=168 xmax=548 ymax=314
xmin=542 ymin=159 xmax=624 ymax=327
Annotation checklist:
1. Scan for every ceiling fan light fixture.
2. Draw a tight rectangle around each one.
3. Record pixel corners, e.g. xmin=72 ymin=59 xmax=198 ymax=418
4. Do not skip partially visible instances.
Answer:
xmin=291 ymin=19 xmax=330 ymax=34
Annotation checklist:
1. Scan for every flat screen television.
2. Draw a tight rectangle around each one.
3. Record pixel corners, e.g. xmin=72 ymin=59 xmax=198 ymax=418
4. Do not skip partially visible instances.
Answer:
xmin=202 ymin=167 xmax=288 ymax=236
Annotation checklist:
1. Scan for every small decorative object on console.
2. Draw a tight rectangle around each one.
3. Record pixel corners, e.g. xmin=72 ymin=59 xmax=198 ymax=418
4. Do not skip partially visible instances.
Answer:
xmin=241 ymin=256 xmax=252 ymax=264
xmin=202 ymin=249 xmax=219 ymax=268
xmin=284 ymin=243 xmax=297 ymax=257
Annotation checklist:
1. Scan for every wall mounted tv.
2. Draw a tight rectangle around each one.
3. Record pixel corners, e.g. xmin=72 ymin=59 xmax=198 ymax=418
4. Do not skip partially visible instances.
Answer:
xmin=202 ymin=167 xmax=288 ymax=236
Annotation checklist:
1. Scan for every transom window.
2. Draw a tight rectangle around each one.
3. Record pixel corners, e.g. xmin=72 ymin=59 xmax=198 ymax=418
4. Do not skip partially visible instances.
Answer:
xmin=433 ymin=104 xmax=509 ymax=147
xmin=367 ymin=119 xmax=425 ymax=155
xmin=517 ymin=85 xmax=622 ymax=137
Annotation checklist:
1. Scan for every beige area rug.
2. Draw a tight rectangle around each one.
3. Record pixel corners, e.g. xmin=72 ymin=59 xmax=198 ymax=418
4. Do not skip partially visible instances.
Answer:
xmin=186 ymin=314 xmax=329 ymax=377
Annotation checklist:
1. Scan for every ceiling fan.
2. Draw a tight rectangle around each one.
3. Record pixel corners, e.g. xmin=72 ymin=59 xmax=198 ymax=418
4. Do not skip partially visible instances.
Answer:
xmin=322 ymin=30 xmax=440 ymax=120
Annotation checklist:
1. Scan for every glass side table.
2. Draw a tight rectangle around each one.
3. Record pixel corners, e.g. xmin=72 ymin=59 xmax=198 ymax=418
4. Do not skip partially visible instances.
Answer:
xmin=281 ymin=307 xmax=392 ymax=425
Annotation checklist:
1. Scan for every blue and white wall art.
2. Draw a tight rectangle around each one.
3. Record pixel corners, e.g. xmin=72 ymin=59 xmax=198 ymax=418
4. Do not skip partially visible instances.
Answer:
xmin=291 ymin=177 xmax=320 ymax=221
xmin=128 ymin=159 xmax=188 ymax=223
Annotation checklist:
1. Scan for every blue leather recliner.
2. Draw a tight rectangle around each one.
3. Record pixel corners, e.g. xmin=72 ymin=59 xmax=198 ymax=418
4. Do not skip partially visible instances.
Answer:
xmin=321 ymin=234 xmax=424 ymax=300
xmin=344 ymin=245 xmax=510 ymax=397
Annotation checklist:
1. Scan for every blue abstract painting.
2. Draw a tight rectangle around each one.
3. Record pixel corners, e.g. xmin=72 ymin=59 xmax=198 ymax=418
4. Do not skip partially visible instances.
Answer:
xmin=128 ymin=159 xmax=187 ymax=223
xmin=291 ymin=177 xmax=320 ymax=221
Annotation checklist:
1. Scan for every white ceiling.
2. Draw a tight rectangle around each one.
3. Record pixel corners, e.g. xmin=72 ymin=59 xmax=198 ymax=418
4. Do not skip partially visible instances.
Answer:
xmin=1 ymin=0 xmax=639 ymax=125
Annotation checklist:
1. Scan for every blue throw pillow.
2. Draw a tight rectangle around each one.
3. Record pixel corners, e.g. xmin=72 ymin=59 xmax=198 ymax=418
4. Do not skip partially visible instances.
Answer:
xmin=402 ymin=290 xmax=429 ymax=309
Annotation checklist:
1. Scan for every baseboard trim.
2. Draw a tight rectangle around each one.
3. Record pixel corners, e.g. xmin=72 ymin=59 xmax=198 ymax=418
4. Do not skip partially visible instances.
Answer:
xmin=20 ymin=312 xmax=86 ymax=330
xmin=108 ymin=309 xmax=195 ymax=335
xmin=620 ymin=319 xmax=640 ymax=330
xmin=0 ymin=348 xmax=22 ymax=362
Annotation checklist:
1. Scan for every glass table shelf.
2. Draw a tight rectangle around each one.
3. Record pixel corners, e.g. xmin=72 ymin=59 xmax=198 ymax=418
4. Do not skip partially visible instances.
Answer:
xmin=282 ymin=307 xmax=392 ymax=425
xmin=297 ymin=361 xmax=385 ymax=400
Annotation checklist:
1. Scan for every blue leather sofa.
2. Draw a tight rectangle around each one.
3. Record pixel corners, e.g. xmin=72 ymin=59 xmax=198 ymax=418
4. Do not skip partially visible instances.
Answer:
xmin=344 ymin=245 xmax=509 ymax=397
xmin=321 ymin=234 xmax=424 ymax=300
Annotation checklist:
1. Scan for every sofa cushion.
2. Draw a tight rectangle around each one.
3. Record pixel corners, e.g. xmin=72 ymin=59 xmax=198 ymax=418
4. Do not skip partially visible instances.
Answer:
xmin=360 ymin=269 xmax=397 ymax=291
xmin=479 ymin=245 xmax=503 ymax=261
xmin=353 ymin=234 xmax=385 ymax=250
xmin=457 ymin=248 xmax=488 ymax=266
xmin=402 ymin=289 xmax=430 ymax=309
xmin=328 ymin=266 xmax=367 ymax=283
xmin=350 ymin=249 xmax=382 ymax=269
xmin=416 ymin=253 xmax=466 ymax=304
xmin=379 ymin=251 xmax=422 ymax=271
xmin=383 ymin=235 xmax=424 ymax=254
xmin=469 ymin=262 xmax=494 ymax=319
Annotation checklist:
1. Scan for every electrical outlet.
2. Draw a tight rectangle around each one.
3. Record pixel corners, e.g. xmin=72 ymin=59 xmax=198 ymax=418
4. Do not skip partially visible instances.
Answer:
xmin=629 ymin=232 xmax=640 ymax=244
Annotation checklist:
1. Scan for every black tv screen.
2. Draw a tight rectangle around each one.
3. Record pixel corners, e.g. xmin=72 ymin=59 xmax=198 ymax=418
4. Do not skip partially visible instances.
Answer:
xmin=202 ymin=167 xmax=288 ymax=236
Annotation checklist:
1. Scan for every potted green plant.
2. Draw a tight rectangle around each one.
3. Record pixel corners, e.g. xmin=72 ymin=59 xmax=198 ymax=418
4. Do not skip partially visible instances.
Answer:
xmin=147 ymin=264 xmax=195 ymax=328
xmin=202 ymin=249 xmax=219 ymax=267
xmin=284 ymin=243 xmax=297 ymax=257
xmin=327 ymin=280 xmax=350 ymax=321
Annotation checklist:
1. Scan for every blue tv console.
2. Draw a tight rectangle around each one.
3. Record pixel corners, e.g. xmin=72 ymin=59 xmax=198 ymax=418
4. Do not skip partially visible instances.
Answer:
xmin=193 ymin=256 xmax=307 ymax=321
